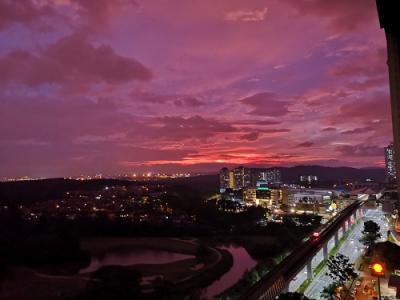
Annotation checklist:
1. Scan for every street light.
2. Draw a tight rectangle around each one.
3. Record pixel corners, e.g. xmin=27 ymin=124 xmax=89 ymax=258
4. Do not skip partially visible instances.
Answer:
xmin=371 ymin=261 xmax=386 ymax=300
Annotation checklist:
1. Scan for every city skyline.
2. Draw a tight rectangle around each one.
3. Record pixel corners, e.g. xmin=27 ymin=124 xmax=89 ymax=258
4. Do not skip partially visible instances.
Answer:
xmin=0 ymin=0 xmax=394 ymax=178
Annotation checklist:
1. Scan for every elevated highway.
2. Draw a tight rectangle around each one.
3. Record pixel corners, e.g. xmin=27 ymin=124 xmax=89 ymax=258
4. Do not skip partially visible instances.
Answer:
xmin=240 ymin=200 xmax=364 ymax=300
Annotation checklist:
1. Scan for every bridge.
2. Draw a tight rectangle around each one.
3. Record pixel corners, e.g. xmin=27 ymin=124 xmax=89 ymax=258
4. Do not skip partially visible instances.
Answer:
xmin=240 ymin=200 xmax=364 ymax=300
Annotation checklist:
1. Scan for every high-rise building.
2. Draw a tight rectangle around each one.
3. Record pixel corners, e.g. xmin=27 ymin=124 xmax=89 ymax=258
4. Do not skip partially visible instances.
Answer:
xmin=233 ymin=166 xmax=245 ymax=190
xmin=259 ymin=168 xmax=281 ymax=184
xmin=229 ymin=170 xmax=235 ymax=189
xmin=385 ymin=143 xmax=397 ymax=183
xmin=219 ymin=168 xmax=231 ymax=192
xmin=243 ymin=167 xmax=252 ymax=188
xmin=219 ymin=167 xmax=282 ymax=191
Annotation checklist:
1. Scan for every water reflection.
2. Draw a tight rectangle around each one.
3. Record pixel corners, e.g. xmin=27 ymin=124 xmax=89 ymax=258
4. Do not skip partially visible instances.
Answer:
xmin=80 ymin=248 xmax=193 ymax=273
xmin=203 ymin=244 xmax=257 ymax=299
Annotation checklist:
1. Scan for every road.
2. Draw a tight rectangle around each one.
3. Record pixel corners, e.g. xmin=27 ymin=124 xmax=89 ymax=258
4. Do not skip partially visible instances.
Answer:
xmin=289 ymin=206 xmax=389 ymax=299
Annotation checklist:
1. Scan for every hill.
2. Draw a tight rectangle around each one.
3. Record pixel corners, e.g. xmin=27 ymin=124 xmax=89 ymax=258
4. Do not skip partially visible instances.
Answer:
xmin=277 ymin=165 xmax=385 ymax=182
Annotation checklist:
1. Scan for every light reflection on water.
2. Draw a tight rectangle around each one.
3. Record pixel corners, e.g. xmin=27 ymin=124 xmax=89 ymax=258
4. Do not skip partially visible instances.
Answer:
xmin=202 ymin=244 xmax=257 ymax=299
xmin=80 ymin=248 xmax=193 ymax=273
xmin=80 ymin=244 xmax=257 ymax=300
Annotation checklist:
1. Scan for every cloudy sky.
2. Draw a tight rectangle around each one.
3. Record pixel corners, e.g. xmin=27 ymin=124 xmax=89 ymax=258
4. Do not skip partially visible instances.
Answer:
xmin=0 ymin=0 xmax=393 ymax=177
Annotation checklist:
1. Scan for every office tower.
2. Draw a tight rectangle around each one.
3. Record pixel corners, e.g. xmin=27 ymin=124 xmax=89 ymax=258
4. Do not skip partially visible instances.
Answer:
xmin=219 ymin=168 xmax=230 ymax=192
xmin=259 ymin=168 xmax=281 ymax=184
xmin=233 ymin=166 xmax=245 ymax=190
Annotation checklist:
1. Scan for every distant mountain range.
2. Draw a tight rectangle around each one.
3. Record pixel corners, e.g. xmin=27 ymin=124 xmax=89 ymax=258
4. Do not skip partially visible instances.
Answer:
xmin=0 ymin=165 xmax=386 ymax=205
xmin=275 ymin=165 xmax=385 ymax=182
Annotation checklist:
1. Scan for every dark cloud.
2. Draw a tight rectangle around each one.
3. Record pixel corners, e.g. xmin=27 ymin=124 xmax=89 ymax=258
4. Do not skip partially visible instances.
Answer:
xmin=340 ymin=126 xmax=374 ymax=135
xmin=71 ymin=0 xmax=138 ymax=25
xmin=0 ymin=33 xmax=151 ymax=87
xmin=240 ymin=92 xmax=290 ymax=117
xmin=0 ymin=0 xmax=54 ymax=30
xmin=322 ymin=127 xmax=337 ymax=132
xmin=260 ymin=128 xmax=291 ymax=134
xmin=239 ymin=132 xmax=259 ymax=141
xmin=131 ymin=92 xmax=204 ymax=107
xmin=236 ymin=120 xmax=282 ymax=126
xmin=296 ymin=141 xmax=314 ymax=148
xmin=148 ymin=115 xmax=236 ymax=141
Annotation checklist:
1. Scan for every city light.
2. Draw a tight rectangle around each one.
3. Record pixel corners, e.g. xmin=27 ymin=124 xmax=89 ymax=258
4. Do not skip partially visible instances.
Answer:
xmin=371 ymin=262 xmax=385 ymax=277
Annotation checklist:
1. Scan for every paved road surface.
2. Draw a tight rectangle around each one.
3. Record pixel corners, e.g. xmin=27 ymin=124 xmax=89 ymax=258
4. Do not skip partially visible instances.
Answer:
xmin=289 ymin=206 xmax=388 ymax=299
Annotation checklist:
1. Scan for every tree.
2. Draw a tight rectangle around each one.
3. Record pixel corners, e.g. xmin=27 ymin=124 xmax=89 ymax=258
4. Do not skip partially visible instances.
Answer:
xmin=278 ymin=292 xmax=311 ymax=300
xmin=326 ymin=254 xmax=357 ymax=286
xmin=360 ymin=220 xmax=381 ymax=254
xmin=321 ymin=282 xmax=340 ymax=300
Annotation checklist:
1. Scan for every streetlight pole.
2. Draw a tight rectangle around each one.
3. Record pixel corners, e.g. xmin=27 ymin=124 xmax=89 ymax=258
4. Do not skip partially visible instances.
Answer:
xmin=371 ymin=262 xmax=385 ymax=300
xmin=377 ymin=276 xmax=382 ymax=300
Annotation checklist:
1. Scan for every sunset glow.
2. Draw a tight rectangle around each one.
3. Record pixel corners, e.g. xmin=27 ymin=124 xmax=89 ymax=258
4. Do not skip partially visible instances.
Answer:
xmin=0 ymin=0 xmax=391 ymax=177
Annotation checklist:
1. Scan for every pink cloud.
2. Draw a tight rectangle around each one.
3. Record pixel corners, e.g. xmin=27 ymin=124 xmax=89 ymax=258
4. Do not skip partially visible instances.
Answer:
xmin=283 ymin=0 xmax=377 ymax=33
xmin=296 ymin=141 xmax=315 ymax=148
xmin=70 ymin=0 xmax=137 ymax=24
xmin=336 ymin=144 xmax=384 ymax=157
xmin=240 ymin=92 xmax=290 ymax=117
xmin=239 ymin=132 xmax=259 ymax=141
xmin=322 ymin=127 xmax=337 ymax=132
xmin=340 ymin=126 xmax=374 ymax=135
xmin=0 ymin=33 xmax=151 ymax=87
xmin=331 ymin=48 xmax=386 ymax=78
xmin=0 ymin=0 xmax=54 ymax=30
xmin=147 ymin=115 xmax=236 ymax=141
xmin=0 ymin=0 xmax=392 ymax=176
xmin=224 ymin=7 xmax=268 ymax=22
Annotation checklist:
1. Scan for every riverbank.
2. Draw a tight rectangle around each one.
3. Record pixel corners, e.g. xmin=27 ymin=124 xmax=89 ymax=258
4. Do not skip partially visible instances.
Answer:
xmin=1 ymin=237 xmax=234 ymax=300
xmin=81 ymin=237 xmax=200 ymax=256
xmin=81 ymin=237 xmax=234 ymax=298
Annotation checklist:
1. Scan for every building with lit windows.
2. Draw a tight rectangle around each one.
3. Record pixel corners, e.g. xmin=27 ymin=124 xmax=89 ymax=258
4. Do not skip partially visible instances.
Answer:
xmin=243 ymin=188 xmax=257 ymax=204
xmin=300 ymin=175 xmax=318 ymax=184
xmin=219 ymin=167 xmax=282 ymax=191
xmin=233 ymin=166 xmax=245 ymax=190
xmin=219 ymin=168 xmax=231 ymax=192
xmin=385 ymin=143 xmax=397 ymax=183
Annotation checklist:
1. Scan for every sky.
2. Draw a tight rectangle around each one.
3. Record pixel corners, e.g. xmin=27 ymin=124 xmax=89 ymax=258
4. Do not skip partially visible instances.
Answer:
xmin=0 ymin=0 xmax=393 ymax=178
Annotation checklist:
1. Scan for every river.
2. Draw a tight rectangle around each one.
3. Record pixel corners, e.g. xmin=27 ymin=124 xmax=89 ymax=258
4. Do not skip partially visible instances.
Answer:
xmin=202 ymin=244 xmax=258 ymax=299
xmin=80 ymin=243 xmax=257 ymax=299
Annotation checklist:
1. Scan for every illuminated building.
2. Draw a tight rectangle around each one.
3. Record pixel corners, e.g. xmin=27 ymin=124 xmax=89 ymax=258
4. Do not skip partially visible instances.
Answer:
xmin=221 ymin=188 xmax=243 ymax=202
xmin=243 ymin=188 xmax=257 ymax=204
xmin=259 ymin=168 xmax=281 ymax=184
xmin=385 ymin=143 xmax=397 ymax=183
xmin=229 ymin=171 xmax=235 ymax=189
xmin=219 ymin=168 xmax=231 ymax=192
xmin=255 ymin=180 xmax=272 ymax=207
xmin=300 ymin=175 xmax=318 ymax=184
xmin=233 ymin=166 xmax=245 ymax=190
xmin=219 ymin=167 xmax=282 ymax=191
